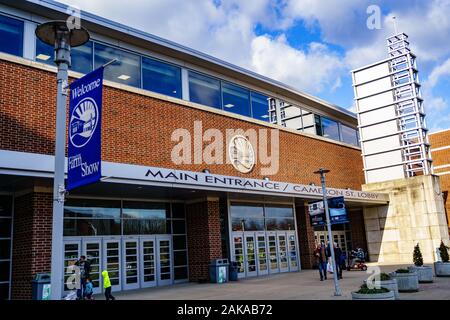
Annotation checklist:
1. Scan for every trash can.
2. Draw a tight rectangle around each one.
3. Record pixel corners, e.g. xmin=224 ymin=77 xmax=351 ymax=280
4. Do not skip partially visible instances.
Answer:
xmin=32 ymin=273 xmax=51 ymax=300
xmin=209 ymin=258 xmax=229 ymax=283
xmin=229 ymin=261 xmax=239 ymax=281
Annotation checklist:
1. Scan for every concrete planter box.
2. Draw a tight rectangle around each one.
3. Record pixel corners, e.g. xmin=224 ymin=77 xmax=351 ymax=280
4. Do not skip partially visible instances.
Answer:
xmin=408 ymin=265 xmax=433 ymax=283
xmin=389 ymin=271 xmax=419 ymax=292
xmin=364 ymin=279 xmax=399 ymax=299
xmin=351 ymin=290 xmax=395 ymax=300
xmin=434 ymin=262 xmax=450 ymax=277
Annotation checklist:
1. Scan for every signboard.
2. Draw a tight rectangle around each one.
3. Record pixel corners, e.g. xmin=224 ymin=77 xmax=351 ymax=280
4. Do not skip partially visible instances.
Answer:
xmin=308 ymin=196 xmax=348 ymax=227
xmin=67 ymin=67 xmax=104 ymax=190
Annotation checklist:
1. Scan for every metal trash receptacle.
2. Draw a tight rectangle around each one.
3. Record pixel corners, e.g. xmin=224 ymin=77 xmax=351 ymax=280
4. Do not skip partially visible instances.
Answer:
xmin=32 ymin=273 xmax=51 ymax=300
xmin=209 ymin=259 xmax=229 ymax=283
xmin=229 ymin=261 xmax=239 ymax=281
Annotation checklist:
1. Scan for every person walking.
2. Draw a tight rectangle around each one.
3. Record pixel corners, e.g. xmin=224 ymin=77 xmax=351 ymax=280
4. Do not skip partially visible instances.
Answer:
xmin=102 ymin=270 xmax=116 ymax=301
xmin=75 ymin=255 xmax=91 ymax=300
xmin=314 ymin=242 xmax=328 ymax=281
xmin=334 ymin=242 xmax=343 ymax=280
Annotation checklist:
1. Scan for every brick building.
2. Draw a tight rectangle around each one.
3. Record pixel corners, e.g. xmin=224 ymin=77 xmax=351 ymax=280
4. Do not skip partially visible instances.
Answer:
xmin=3 ymin=0 xmax=443 ymax=300
xmin=429 ymin=129 xmax=450 ymax=231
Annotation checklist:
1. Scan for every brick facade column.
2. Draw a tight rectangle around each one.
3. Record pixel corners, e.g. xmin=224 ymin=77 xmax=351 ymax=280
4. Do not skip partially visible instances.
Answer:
xmin=186 ymin=198 xmax=223 ymax=282
xmin=296 ymin=203 xmax=316 ymax=269
xmin=11 ymin=192 xmax=52 ymax=299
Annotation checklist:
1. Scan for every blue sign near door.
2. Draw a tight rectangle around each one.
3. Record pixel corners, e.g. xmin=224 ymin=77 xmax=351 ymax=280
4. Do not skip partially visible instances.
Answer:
xmin=67 ymin=67 xmax=104 ymax=190
xmin=308 ymin=196 xmax=348 ymax=226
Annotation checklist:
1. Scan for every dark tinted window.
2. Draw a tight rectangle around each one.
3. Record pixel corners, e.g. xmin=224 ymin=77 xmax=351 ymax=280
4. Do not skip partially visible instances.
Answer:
xmin=0 ymin=15 xmax=23 ymax=56
xmin=251 ymin=92 xmax=270 ymax=121
xmin=188 ymin=71 xmax=221 ymax=109
xmin=222 ymin=82 xmax=250 ymax=117
xmin=174 ymin=266 xmax=188 ymax=280
xmin=64 ymin=199 xmax=121 ymax=219
xmin=322 ymin=117 xmax=340 ymax=141
xmin=341 ymin=124 xmax=359 ymax=146
xmin=63 ymin=218 xmax=121 ymax=236
xmin=265 ymin=205 xmax=294 ymax=218
xmin=36 ymin=39 xmax=93 ymax=74
xmin=122 ymin=202 xmax=169 ymax=219
xmin=142 ymin=57 xmax=181 ymax=98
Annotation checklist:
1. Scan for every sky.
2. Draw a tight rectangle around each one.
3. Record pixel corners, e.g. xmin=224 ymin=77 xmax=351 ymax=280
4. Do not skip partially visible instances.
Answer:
xmin=60 ymin=0 xmax=450 ymax=132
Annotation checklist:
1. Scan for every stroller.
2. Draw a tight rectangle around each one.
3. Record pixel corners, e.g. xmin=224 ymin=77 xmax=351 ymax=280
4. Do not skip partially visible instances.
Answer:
xmin=346 ymin=248 xmax=367 ymax=271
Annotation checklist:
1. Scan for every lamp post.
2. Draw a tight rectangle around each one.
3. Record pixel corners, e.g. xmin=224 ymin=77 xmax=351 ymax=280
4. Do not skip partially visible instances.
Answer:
xmin=35 ymin=21 xmax=89 ymax=300
xmin=313 ymin=168 xmax=342 ymax=296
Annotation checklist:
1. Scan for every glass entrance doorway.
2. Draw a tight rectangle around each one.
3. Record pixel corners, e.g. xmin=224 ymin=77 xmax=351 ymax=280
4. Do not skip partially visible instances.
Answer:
xmin=63 ymin=235 xmax=174 ymax=297
xmin=232 ymin=231 xmax=299 ymax=278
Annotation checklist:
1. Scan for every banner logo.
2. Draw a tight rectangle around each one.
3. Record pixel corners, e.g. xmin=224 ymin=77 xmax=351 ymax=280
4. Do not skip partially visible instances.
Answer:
xmin=69 ymin=97 xmax=99 ymax=148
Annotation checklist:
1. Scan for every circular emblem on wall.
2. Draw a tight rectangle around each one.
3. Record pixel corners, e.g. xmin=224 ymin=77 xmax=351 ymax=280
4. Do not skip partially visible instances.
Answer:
xmin=69 ymin=97 xmax=99 ymax=148
xmin=228 ymin=135 xmax=255 ymax=173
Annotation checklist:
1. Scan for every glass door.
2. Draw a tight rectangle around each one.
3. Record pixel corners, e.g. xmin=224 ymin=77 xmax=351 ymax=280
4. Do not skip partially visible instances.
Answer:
xmin=140 ymin=237 xmax=156 ymax=288
xmin=256 ymin=232 xmax=268 ymax=276
xmin=287 ymin=232 xmax=299 ymax=271
xmin=122 ymin=238 xmax=140 ymax=290
xmin=267 ymin=232 xmax=279 ymax=274
xmin=232 ymin=233 xmax=245 ymax=278
xmin=278 ymin=233 xmax=289 ymax=272
xmin=244 ymin=233 xmax=257 ymax=277
xmin=157 ymin=236 xmax=172 ymax=286
xmin=82 ymin=240 xmax=102 ymax=294
xmin=63 ymin=240 xmax=81 ymax=295
xmin=102 ymin=240 xmax=121 ymax=292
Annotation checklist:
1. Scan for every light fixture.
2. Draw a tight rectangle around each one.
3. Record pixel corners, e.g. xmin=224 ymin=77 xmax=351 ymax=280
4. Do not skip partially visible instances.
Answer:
xmin=202 ymin=169 xmax=210 ymax=174
xmin=263 ymin=177 xmax=270 ymax=181
xmin=118 ymin=74 xmax=130 ymax=80
xmin=224 ymin=103 xmax=234 ymax=108
xmin=36 ymin=53 xmax=51 ymax=61
xmin=261 ymin=115 xmax=269 ymax=119
xmin=309 ymin=182 xmax=315 ymax=186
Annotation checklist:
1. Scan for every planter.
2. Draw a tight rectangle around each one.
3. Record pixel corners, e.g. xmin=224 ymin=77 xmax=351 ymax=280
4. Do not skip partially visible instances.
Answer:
xmin=351 ymin=290 xmax=395 ymax=300
xmin=408 ymin=266 xmax=433 ymax=283
xmin=434 ymin=262 xmax=450 ymax=277
xmin=364 ymin=279 xmax=399 ymax=299
xmin=389 ymin=271 xmax=419 ymax=292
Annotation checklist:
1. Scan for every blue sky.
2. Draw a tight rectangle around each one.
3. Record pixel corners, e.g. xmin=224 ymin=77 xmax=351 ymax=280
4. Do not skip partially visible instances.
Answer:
xmin=60 ymin=0 xmax=450 ymax=131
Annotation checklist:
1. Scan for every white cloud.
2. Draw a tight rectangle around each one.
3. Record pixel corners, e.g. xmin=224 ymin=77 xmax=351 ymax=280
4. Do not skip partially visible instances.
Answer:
xmin=250 ymin=35 xmax=344 ymax=93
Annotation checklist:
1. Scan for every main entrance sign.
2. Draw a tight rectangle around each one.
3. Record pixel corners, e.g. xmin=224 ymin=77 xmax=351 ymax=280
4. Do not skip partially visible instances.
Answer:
xmin=67 ymin=67 xmax=104 ymax=191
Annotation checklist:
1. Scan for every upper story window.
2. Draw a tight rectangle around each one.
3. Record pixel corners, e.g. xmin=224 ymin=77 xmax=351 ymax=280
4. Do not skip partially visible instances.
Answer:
xmin=341 ymin=124 xmax=359 ymax=146
xmin=36 ymin=38 xmax=93 ymax=74
xmin=188 ymin=71 xmax=222 ymax=109
xmin=321 ymin=117 xmax=340 ymax=141
xmin=250 ymin=92 xmax=270 ymax=122
xmin=0 ymin=14 xmax=23 ymax=56
xmin=222 ymin=82 xmax=251 ymax=117
xmin=142 ymin=56 xmax=181 ymax=99
xmin=94 ymin=42 xmax=141 ymax=88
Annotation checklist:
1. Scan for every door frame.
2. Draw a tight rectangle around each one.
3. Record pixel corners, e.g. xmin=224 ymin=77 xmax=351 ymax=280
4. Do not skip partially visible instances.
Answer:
xmin=139 ymin=236 xmax=157 ymax=288
xmin=62 ymin=239 xmax=81 ymax=296
xmin=121 ymin=237 xmax=140 ymax=291
xmin=156 ymin=234 xmax=173 ymax=286
xmin=255 ymin=231 xmax=269 ymax=276
xmin=81 ymin=238 xmax=103 ymax=294
xmin=266 ymin=231 xmax=280 ymax=274
xmin=286 ymin=231 xmax=299 ymax=272
xmin=243 ymin=232 xmax=257 ymax=277
xmin=102 ymin=238 xmax=122 ymax=292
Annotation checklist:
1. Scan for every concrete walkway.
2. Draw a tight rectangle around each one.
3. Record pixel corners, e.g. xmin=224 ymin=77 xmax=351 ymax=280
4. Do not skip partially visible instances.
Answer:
xmin=95 ymin=264 xmax=450 ymax=300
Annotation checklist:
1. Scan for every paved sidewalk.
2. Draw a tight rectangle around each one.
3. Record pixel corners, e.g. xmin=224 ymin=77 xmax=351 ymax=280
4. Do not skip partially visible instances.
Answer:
xmin=95 ymin=264 xmax=450 ymax=300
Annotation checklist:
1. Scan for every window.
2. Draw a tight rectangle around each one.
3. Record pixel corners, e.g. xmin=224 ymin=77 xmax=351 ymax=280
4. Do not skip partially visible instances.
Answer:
xmin=188 ymin=71 xmax=221 ymax=109
xmin=122 ymin=202 xmax=169 ymax=235
xmin=0 ymin=14 xmax=23 ymax=56
xmin=222 ymin=82 xmax=251 ymax=117
xmin=142 ymin=57 xmax=182 ymax=98
xmin=230 ymin=203 xmax=264 ymax=231
xmin=315 ymin=115 xmax=323 ymax=136
xmin=94 ymin=43 xmax=140 ymax=88
xmin=36 ymin=38 xmax=93 ymax=74
xmin=265 ymin=205 xmax=295 ymax=231
xmin=250 ymin=92 xmax=270 ymax=121
xmin=0 ymin=196 xmax=12 ymax=300
xmin=341 ymin=124 xmax=359 ymax=146
xmin=322 ymin=117 xmax=340 ymax=141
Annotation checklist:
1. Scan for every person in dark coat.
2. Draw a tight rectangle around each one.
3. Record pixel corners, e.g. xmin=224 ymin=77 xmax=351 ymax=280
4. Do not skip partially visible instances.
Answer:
xmin=75 ymin=255 xmax=91 ymax=300
xmin=313 ymin=242 xmax=328 ymax=281
xmin=333 ymin=243 xmax=343 ymax=279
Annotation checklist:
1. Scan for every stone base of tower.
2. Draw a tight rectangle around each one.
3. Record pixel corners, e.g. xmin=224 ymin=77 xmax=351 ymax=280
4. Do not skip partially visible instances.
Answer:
xmin=362 ymin=175 xmax=450 ymax=264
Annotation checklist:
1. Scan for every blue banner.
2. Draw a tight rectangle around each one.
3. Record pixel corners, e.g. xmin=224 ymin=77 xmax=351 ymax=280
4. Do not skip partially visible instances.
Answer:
xmin=67 ymin=67 xmax=104 ymax=191
xmin=308 ymin=196 xmax=348 ymax=226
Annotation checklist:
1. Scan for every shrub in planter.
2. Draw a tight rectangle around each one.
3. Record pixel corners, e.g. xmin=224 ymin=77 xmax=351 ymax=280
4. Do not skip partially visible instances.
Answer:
xmin=390 ymin=268 xmax=419 ymax=292
xmin=408 ymin=243 xmax=433 ymax=283
xmin=364 ymin=272 xmax=399 ymax=299
xmin=435 ymin=241 xmax=450 ymax=277
xmin=351 ymin=284 xmax=395 ymax=300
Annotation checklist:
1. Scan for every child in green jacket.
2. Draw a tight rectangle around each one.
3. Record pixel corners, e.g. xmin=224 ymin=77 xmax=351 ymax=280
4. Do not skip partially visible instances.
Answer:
xmin=102 ymin=270 xmax=116 ymax=300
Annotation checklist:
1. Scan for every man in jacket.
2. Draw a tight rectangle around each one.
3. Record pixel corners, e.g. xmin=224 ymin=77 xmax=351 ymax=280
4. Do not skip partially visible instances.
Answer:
xmin=314 ymin=242 xmax=328 ymax=281
xmin=75 ymin=255 xmax=91 ymax=300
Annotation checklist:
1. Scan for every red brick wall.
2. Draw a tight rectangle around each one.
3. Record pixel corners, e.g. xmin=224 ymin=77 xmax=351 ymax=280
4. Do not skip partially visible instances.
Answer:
xmin=295 ymin=203 xmax=316 ymax=269
xmin=186 ymin=200 xmax=223 ymax=282
xmin=0 ymin=59 xmax=364 ymax=190
xmin=429 ymin=131 xmax=450 ymax=230
xmin=11 ymin=192 xmax=52 ymax=299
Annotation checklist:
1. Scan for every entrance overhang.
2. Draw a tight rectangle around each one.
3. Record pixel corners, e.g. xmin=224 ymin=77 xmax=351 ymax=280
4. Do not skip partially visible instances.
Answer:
xmin=0 ymin=150 xmax=389 ymax=205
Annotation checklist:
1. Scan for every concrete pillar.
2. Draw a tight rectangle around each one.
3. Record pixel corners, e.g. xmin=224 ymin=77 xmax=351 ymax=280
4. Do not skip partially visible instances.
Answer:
xmin=363 ymin=175 xmax=450 ymax=264
xmin=186 ymin=198 xmax=223 ymax=282
xmin=295 ymin=203 xmax=316 ymax=269
xmin=348 ymin=209 xmax=368 ymax=254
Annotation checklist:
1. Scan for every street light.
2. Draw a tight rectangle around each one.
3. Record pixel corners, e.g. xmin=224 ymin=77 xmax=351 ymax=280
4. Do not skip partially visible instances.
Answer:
xmin=313 ymin=168 xmax=342 ymax=296
xmin=35 ymin=20 xmax=90 ymax=300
